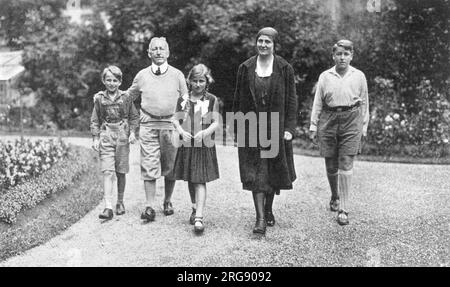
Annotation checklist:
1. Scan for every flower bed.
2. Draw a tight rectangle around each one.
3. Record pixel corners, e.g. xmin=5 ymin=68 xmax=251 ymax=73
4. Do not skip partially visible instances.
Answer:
xmin=0 ymin=138 xmax=69 ymax=190
xmin=0 ymin=139 xmax=92 ymax=224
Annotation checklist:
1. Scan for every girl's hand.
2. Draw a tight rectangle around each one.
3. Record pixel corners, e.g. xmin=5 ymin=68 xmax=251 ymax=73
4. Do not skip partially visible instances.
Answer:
xmin=129 ymin=132 xmax=137 ymax=144
xmin=92 ymin=139 xmax=100 ymax=151
xmin=181 ymin=130 xmax=193 ymax=142
xmin=194 ymin=131 xmax=205 ymax=142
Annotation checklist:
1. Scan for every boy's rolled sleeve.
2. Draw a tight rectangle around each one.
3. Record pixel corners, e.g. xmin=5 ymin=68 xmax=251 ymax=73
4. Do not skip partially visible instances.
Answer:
xmin=90 ymin=99 xmax=101 ymax=139
xmin=310 ymin=77 xmax=324 ymax=132
xmin=360 ymin=73 xmax=369 ymax=135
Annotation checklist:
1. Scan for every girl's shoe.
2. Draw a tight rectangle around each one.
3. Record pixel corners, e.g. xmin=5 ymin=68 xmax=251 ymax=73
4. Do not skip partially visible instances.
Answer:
xmin=194 ymin=217 xmax=204 ymax=233
xmin=189 ymin=208 xmax=196 ymax=225
xmin=265 ymin=211 xmax=275 ymax=227
xmin=337 ymin=210 xmax=349 ymax=226
xmin=253 ymin=219 xmax=266 ymax=234
xmin=99 ymin=208 xmax=113 ymax=220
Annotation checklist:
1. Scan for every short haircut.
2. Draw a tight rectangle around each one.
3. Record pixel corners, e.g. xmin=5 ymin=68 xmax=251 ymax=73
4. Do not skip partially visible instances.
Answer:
xmin=148 ymin=37 xmax=169 ymax=52
xmin=101 ymin=65 xmax=122 ymax=82
xmin=332 ymin=39 xmax=354 ymax=53
xmin=256 ymin=27 xmax=278 ymax=44
xmin=187 ymin=64 xmax=214 ymax=89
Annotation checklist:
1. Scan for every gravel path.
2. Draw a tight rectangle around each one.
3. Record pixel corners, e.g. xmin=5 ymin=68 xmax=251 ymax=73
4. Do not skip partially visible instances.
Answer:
xmin=1 ymin=136 xmax=449 ymax=266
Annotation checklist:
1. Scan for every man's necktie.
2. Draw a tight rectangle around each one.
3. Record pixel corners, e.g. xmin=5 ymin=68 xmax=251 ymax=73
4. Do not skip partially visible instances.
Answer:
xmin=155 ymin=67 xmax=161 ymax=75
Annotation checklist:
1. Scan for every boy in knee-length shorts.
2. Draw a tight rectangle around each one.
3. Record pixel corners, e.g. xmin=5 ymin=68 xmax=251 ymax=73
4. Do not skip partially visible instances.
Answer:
xmin=309 ymin=40 xmax=369 ymax=226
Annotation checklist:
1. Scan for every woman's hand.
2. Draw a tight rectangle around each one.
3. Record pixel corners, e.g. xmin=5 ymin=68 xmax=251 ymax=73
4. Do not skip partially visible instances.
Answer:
xmin=309 ymin=130 xmax=318 ymax=145
xmin=284 ymin=131 xmax=293 ymax=141
xmin=92 ymin=138 xmax=100 ymax=151
xmin=129 ymin=132 xmax=137 ymax=144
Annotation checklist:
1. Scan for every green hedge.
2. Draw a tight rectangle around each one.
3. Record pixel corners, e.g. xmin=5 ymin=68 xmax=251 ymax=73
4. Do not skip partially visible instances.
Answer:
xmin=0 ymin=145 xmax=96 ymax=224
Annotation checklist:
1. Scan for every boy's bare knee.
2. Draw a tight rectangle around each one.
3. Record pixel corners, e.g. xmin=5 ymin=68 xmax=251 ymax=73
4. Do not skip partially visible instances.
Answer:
xmin=338 ymin=156 xmax=354 ymax=171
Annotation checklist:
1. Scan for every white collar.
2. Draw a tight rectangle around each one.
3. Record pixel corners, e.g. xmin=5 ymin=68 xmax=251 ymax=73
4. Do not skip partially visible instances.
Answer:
xmin=255 ymin=55 xmax=274 ymax=77
xmin=328 ymin=65 xmax=355 ymax=78
xmin=151 ymin=62 xmax=168 ymax=74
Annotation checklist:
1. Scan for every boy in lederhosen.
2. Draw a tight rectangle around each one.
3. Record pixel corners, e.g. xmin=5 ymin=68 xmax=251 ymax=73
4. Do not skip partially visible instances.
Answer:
xmin=91 ymin=66 xmax=139 ymax=220
xmin=310 ymin=40 xmax=369 ymax=225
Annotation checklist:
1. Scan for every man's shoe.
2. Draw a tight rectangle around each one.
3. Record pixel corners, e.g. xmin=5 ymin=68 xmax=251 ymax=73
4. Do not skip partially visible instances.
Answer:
xmin=265 ymin=211 xmax=275 ymax=227
xmin=116 ymin=202 xmax=125 ymax=215
xmin=99 ymin=208 xmax=113 ymax=220
xmin=329 ymin=198 xmax=340 ymax=212
xmin=252 ymin=219 xmax=266 ymax=234
xmin=189 ymin=208 xmax=196 ymax=225
xmin=337 ymin=210 xmax=349 ymax=226
xmin=141 ymin=207 xmax=156 ymax=221
xmin=163 ymin=201 xmax=174 ymax=216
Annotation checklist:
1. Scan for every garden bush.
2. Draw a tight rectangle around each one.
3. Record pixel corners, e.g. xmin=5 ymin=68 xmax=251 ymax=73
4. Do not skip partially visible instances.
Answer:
xmin=365 ymin=79 xmax=450 ymax=158
xmin=0 ymin=138 xmax=69 ymax=189
xmin=0 ymin=141 xmax=93 ymax=224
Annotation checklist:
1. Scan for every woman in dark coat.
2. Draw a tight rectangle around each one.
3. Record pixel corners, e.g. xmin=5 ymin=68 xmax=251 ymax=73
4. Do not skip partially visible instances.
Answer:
xmin=232 ymin=27 xmax=298 ymax=234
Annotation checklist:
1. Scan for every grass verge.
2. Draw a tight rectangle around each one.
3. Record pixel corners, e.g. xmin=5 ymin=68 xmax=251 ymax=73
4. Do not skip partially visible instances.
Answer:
xmin=0 ymin=146 xmax=102 ymax=262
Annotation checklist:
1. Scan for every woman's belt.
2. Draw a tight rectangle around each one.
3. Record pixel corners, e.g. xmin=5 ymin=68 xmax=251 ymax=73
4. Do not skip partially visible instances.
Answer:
xmin=324 ymin=102 xmax=360 ymax=112
xmin=140 ymin=107 xmax=173 ymax=120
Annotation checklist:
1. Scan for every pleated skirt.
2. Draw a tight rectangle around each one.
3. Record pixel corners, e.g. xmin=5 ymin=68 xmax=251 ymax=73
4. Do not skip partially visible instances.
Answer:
xmin=173 ymin=146 xmax=219 ymax=183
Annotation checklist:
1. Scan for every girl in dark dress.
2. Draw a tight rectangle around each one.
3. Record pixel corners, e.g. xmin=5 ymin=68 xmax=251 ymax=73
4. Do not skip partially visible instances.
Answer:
xmin=173 ymin=64 xmax=220 ymax=233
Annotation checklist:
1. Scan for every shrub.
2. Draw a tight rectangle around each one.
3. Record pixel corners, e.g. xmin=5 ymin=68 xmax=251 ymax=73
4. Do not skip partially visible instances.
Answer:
xmin=0 ymin=138 xmax=69 ymax=190
xmin=366 ymin=78 xmax=450 ymax=157
xmin=0 ymin=144 xmax=93 ymax=224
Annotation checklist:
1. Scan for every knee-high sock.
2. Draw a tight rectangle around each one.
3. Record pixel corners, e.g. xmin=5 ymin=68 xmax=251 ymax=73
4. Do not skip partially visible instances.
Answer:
xmin=103 ymin=172 xmax=116 ymax=209
xmin=327 ymin=171 xmax=339 ymax=200
xmin=116 ymin=173 xmax=125 ymax=203
xmin=338 ymin=169 xmax=353 ymax=212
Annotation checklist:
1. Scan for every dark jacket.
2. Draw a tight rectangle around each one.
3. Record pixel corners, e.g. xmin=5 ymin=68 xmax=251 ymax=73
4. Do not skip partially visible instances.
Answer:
xmin=232 ymin=55 xmax=298 ymax=190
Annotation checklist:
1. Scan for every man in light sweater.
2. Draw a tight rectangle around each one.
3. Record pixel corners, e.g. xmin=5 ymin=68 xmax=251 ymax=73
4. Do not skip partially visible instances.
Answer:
xmin=128 ymin=37 xmax=188 ymax=222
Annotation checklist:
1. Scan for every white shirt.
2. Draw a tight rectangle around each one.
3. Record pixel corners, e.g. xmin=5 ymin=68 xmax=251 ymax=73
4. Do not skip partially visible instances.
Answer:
xmin=151 ymin=62 xmax=168 ymax=74
xmin=255 ymin=55 xmax=273 ymax=77
xmin=310 ymin=65 xmax=369 ymax=133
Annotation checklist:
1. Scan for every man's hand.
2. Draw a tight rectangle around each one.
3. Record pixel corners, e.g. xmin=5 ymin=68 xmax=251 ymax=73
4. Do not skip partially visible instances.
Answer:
xmin=92 ymin=138 xmax=100 ymax=151
xmin=180 ymin=129 xmax=193 ymax=142
xmin=309 ymin=130 xmax=318 ymax=145
xmin=284 ymin=131 xmax=293 ymax=141
xmin=129 ymin=132 xmax=137 ymax=144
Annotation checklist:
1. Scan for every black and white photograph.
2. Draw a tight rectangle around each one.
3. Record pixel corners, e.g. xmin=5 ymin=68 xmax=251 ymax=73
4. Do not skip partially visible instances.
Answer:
xmin=0 ymin=0 xmax=448 ymax=271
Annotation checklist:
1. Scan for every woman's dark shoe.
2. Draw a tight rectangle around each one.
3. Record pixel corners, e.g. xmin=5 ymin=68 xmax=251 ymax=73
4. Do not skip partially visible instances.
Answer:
xmin=189 ymin=208 xmax=196 ymax=225
xmin=163 ymin=201 xmax=174 ymax=216
xmin=337 ymin=210 xmax=349 ymax=226
xmin=253 ymin=219 xmax=266 ymax=234
xmin=329 ymin=198 xmax=340 ymax=212
xmin=265 ymin=212 xmax=275 ymax=227
xmin=116 ymin=202 xmax=125 ymax=215
xmin=141 ymin=207 xmax=156 ymax=221
xmin=194 ymin=217 xmax=204 ymax=233
xmin=99 ymin=208 xmax=113 ymax=220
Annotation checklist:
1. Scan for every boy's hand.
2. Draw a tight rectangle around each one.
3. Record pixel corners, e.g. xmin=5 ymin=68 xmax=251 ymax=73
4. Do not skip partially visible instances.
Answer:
xmin=129 ymin=132 xmax=137 ymax=144
xmin=92 ymin=138 xmax=100 ymax=151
